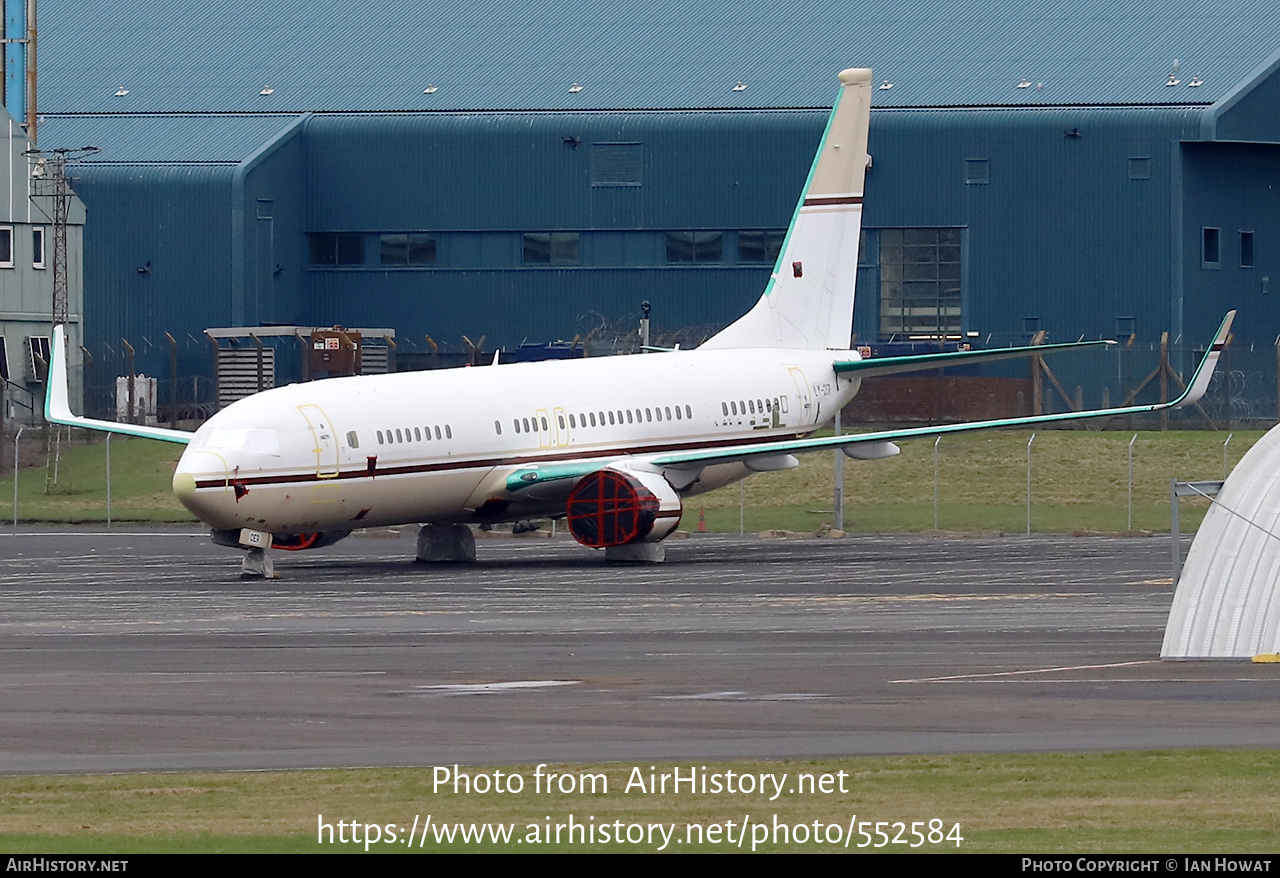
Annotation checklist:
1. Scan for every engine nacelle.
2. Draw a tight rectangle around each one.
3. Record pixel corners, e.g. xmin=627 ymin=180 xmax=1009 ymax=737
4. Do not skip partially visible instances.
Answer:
xmin=565 ymin=468 xmax=683 ymax=548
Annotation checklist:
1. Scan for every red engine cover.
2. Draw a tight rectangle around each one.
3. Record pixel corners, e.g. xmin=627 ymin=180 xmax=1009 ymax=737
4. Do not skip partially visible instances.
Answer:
xmin=567 ymin=468 xmax=681 ymax=548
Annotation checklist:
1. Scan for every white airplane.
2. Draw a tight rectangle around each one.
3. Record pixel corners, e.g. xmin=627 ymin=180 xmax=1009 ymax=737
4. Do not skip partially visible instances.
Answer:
xmin=46 ymin=68 xmax=1234 ymax=573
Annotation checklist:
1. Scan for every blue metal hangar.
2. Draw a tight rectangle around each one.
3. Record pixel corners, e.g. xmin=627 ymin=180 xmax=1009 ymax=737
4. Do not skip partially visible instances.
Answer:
xmin=17 ymin=0 xmax=1280 ymax=403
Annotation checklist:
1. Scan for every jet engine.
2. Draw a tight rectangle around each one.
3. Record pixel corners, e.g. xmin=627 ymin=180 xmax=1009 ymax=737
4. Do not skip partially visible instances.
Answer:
xmin=565 ymin=468 xmax=682 ymax=548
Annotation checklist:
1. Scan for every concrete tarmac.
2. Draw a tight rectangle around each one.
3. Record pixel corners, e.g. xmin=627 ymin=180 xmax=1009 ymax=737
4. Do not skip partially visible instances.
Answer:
xmin=0 ymin=527 xmax=1277 ymax=774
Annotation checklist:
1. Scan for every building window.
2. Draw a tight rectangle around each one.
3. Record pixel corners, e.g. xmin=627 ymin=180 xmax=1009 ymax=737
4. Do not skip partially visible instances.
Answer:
xmin=738 ymin=230 xmax=785 ymax=263
xmin=0 ymin=227 xmax=12 ymax=268
xmin=380 ymin=233 xmax=436 ymax=265
xmin=32 ymin=227 xmax=45 ymax=269
xmin=1202 ymin=228 xmax=1220 ymax=268
xmin=1128 ymin=157 xmax=1151 ymax=180
xmin=523 ymin=232 xmax=580 ymax=264
xmin=308 ymin=232 xmax=364 ymax=266
xmin=878 ymin=228 xmax=962 ymax=338
xmin=1240 ymin=231 xmax=1255 ymax=269
xmin=963 ymin=159 xmax=989 ymax=185
xmin=666 ymin=231 xmax=722 ymax=263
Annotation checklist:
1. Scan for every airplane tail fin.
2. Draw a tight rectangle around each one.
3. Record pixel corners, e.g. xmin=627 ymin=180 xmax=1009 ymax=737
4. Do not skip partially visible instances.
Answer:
xmin=701 ymin=67 xmax=872 ymax=351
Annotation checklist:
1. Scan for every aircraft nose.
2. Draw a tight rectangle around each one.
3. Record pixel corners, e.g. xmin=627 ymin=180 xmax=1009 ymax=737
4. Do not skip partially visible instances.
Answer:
xmin=172 ymin=447 xmax=238 ymax=528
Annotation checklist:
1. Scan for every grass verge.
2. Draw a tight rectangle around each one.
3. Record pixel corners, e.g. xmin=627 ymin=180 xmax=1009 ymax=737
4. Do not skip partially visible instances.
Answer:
xmin=1 ymin=752 xmax=1276 ymax=853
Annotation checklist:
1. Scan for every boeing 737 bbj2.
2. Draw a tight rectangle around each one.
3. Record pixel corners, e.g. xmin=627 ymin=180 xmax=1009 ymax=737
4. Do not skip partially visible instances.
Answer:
xmin=47 ymin=68 xmax=1234 ymax=573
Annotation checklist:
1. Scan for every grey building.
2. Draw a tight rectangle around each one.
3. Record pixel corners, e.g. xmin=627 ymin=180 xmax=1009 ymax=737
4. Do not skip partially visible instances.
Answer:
xmin=0 ymin=108 xmax=85 ymax=424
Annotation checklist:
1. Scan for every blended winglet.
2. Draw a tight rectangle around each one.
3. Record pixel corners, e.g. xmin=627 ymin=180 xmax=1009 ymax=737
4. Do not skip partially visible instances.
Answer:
xmin=1179 ymin=309 xmax=1235 ymax=408
xmin=45 ymin=324 xmax=194 ymax=444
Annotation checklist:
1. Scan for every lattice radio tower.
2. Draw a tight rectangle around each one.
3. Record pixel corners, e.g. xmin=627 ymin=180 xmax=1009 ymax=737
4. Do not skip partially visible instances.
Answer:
xmin=25 ymin=145 xmax=99 ymax=326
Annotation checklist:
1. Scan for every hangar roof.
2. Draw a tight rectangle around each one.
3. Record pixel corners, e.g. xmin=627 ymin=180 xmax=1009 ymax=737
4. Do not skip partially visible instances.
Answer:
xmin=32 ymin=0 xmax=1280 ymax=113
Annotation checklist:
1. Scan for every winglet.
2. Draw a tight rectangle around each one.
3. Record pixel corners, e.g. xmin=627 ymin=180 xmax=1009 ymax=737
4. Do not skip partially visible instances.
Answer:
xmin=1177 ymin=310 xmax=1235 ymax=407
xmin=45 ymin=324 xmax=194 ymax=444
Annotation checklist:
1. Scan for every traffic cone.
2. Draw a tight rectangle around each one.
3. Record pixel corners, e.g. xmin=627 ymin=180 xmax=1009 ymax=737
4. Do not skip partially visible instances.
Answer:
xmin=697 ymin=508 xmax=706 ymax=533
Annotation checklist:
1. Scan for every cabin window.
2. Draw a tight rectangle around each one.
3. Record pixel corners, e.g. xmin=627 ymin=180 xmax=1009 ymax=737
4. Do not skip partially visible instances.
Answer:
xmin=445 ymin=425 xmax=452 ymax=439
xmin=655 ymin=407 xmax=663 ymax=421
xmin=424 ymin=425 xmax=433 ymax=440
xmin=346 ymin=431 xmax=360 ymax=448
xmin=569 ymin=414 xmax=576 ymax=428
xmin=674 ymin=406 xmax=682 ymax=420
xmin=394 ymin=429 xmax=403 ymax=443
xmin=540 ymin=416 xmax=548 ymax=431
xmin=646 ymin=408 xmax=652 ymax=422
xmin=721 ymin=402 xmax=728 ymax=416
xmin=608 ymin=411 xmax=615 ymax=425
xmin=665 ymin=406 xmax=673 ymax=420
xmin=495 ymin=420 xmax=502 ymax=435
xmin=522 ymin=417 xmax=530 ymax=432
xmin=414 ymin=427 xmax=421 ymax=441
xmin=376 ymin=430 xmax=384 ymax=445
xmin=589 ymin=412 xmax=597 ymax=427
xmin=685 ymin=405 xmax=692 ymax=419
xmin=558 ymin=415 xmax=565 ymax=429
xmin=624 ymin=410 xmax=632 ymax=424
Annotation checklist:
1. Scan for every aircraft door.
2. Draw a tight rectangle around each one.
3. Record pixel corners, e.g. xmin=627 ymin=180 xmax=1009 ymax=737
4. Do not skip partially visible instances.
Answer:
xmin=298 ymin=404 xmax=340 ymax=477
xmin=553 ymin=407 xmax=568 ymax=446
xmin=786 ymin=367 xmax=812 ymax=428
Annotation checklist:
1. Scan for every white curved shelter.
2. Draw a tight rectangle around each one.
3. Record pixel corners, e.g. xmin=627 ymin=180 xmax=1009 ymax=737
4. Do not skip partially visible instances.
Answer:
xmin=1162 ymin=425 xmax=1280 ymax=658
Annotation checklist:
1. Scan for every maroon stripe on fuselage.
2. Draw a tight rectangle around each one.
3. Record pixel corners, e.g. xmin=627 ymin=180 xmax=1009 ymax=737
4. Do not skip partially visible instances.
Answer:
xmin=191 ymin=431 xmax=814 ymax=490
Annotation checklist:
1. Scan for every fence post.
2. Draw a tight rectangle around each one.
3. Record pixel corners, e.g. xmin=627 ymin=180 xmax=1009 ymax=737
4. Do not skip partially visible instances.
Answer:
xmin=833 ymin=408 xmax=844 ymax=531
xmin=106 ymin=433 xmax=112 ymax=528
xmin=12 ymin=425 xmax=23 ymax=526
xmin=933 ymin=436 xmax=940 ymax=530
xmin=1026 ymin=432 xmax=1036 ymax=535
xmin=1128 ymin=433 xmax=1137 ymax=531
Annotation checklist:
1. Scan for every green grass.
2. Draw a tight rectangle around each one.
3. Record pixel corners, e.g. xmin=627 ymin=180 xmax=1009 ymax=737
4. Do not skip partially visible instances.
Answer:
xmin=0 ymin=433 xmax=193 ymax=522
xmin=1 ymin=752 xmax=1277 ymax=853
xmin=0 ymin=428 xmax=1260 ymax=531
xmin=687 ymin=429 xmax=1260 ymax=534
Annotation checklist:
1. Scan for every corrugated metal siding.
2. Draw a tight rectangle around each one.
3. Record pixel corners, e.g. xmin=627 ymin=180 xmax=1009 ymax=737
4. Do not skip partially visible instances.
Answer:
xmin=304 ymin=111 xmax=822 ymax=232
xmin=36 ymin=0 xmax=1280 ymax=113
xmin=864 ymin=106 xmax=1204 ymax=341
xmin=73 ymin=165 xmax=235 ymax=376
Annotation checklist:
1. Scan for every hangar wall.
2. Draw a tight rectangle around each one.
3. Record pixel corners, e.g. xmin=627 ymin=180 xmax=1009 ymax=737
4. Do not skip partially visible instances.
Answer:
xmin=63 ymin=99 xmax=1280 ymax=422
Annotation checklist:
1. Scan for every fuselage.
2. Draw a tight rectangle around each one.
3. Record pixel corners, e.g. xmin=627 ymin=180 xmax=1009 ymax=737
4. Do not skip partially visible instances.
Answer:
xmin=172 ymin=348 xmax=861 ymax=536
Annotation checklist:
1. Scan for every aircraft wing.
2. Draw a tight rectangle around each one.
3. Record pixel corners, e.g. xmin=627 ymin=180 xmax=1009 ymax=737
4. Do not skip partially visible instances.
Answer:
xmin=45 ymin=324 xmax=194 ymax=444
xmin=833 ymin=338 xmax=1113 ymax=379
xmin=505 ymin=311 xmax=1234 ymax=493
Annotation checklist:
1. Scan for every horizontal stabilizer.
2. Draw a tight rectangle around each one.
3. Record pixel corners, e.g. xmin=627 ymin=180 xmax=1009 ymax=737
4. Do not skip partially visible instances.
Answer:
xmin=833 ymin=339 xmax=1114 ymax=379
